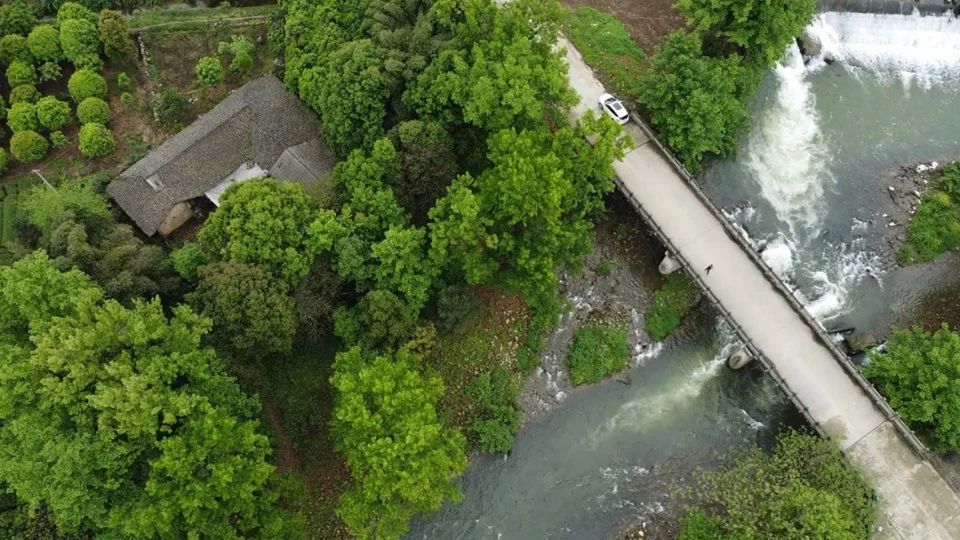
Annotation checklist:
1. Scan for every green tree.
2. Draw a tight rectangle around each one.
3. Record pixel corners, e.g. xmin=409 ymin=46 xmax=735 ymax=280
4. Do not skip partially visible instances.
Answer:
xmin=639 ymin=30 xmax=750 ymax=170
xmin=199 ymin=179 xmax=318 ymax=287
xmin=26 ymin=24 xmax=61 ymax=63
xmin=333 ymin=289 xmax=417 ymax=351
xmin=217 ymin=34 xmax=255 ymax=75
xmin=0 ymin=34 xmax=31 ymax=66
xmin=677 ymin=0 xmax=815 ymax=68
xmin=195 ymin=55 xmax=225 ymax=87
xmin=17 ymin=179 xmax=110 ymax=237
xmin=56 ymin=2 xmax=96 ymax=25
xmin=331 ymin=346 xmax=467 ymax=539
xmin=35 ymin=95 xmax=72 ymax=131
xmin=682 ymin=430 xmax=875 ymax=539
xmin=76 ymin=96 xmax=109 ymax=124
xmin=6 ymin=60 xmax=35 ymax=87
xmin=6 ymin=101 xmax=38 ymax=132
xmin=78 ymin=122 xmax=114 ymax=158
xmin=299 ymin=39 xmax=394 ymax=157
xmin=8 ymin=83 xmax=40 ymax=104
xmin=9 ymin=130 xmax=48 ymax=162
xmin=60 ymin=18 xmax=101 ymax=68
xmin=67 ymin=68 xmax=107 ymax=103
xmin=97 ymin=9 xmax=134 ymax=62
xmin=0 ymin=255 xmax=300 ymax=538
xmin=865 ymin=325 xmax=960 ymax=451
xmin=169 ymin=242 xmax=209 ymax=282
xmin=187 ymin=262 xmax=296 ymax=357
xmin=0 ymin=2 xmax=36 ymax=37
xmin=388 ymin=119 xmax=459 ymax=222
xmin=407 ymin=0 xmax=575 ymax=132
xmin=429 ymin=119 xmax=626 ymax=306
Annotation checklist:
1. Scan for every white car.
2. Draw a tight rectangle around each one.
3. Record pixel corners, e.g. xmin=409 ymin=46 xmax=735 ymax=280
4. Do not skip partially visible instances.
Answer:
xmin=598 ymin=93 xmax=629 ymax=125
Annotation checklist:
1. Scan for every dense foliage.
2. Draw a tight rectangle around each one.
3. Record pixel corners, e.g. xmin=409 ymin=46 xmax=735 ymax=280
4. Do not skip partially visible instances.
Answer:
xmin=0 ymin=253 xmax=299 ymax=539
xmin=679 ymin=431 xmax=876 ymax=539
xmin=331 ymin=346 xmax=468 ymax=539
xmin=97 ymin=9 xmax=133 ymax=62
xmin=199 ymin=179 xmax=319 ymax=287
xmin=865 ymin=325 xmax=960 ymax=451
xmin=76 ymin=95 xmax=109 ymax=124
xmin=34 ymin=95 xmax=71 ymax=130
xmin=900 ymin=162 xmax=960 ymax=263
xmin=196 ymin=55 xmax=224 ymax=86
xmin=646 ymin=273 xmax=700 ymax=340
xmin=77 ymin=121 xmax=114 ymax=157
xmin=67 ymin=67 xmax=106 ymax=102
xmin=676 ymin=0 xmax=816 ymax=68
xmin=9 ymin=129 xmax=47 ymax=161
xmin=567 ymin=322 xmax=630 ymax=384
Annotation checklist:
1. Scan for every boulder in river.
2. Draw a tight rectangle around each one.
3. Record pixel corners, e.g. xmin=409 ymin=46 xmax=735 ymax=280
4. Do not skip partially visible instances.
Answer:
xmin=800 ymin=31 xmax=822 ymax=58
xmin=845 ymin=332 xmax=878 ymax=354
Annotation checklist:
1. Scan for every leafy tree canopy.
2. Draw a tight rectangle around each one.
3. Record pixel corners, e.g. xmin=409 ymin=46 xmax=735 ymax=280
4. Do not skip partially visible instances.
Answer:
xmin=676 ymin=0 xmax=815 ymax=68
xmin=639 ymin=30 xmax=750 ymax=170
xmin=428 ymin=117 xmax=626 ymax=305
xmin=330 ymin=346 xmax=467 ymax=539
xmin=865 ymin=325 xmax=960 ymax=452
xmin=199 ymin=179 xmax=319 ymax=288
xmin=0 ymin=253 xmax=300 ymax=538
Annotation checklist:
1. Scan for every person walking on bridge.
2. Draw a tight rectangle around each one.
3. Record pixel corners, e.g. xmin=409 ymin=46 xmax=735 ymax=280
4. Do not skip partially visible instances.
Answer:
xmin=705 ymin=264 xmax=714 ymax=275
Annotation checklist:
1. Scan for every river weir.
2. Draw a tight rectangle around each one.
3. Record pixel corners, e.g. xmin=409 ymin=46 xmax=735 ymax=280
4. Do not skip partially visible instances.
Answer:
xmin=413 ymin=7 xmax=960 ymax=539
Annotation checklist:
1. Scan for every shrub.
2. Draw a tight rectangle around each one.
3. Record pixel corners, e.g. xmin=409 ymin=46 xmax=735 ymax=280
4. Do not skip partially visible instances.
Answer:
xmin=49 ymin=130 xmax=68 ymax=149
xmin=6 ymin=60 xmax=35 ymax=87
xmin=218 ymin=35 xmax=255 ymax=74
xmin=567 ymin=323 xmax=629 ymax=384
xmin=646 ymin=273 xmax=700 ymax=340
xmin=195 ymin=56 xmax=224 ymax=87
xmin=0 ymin=147 xmax=7 ymax=174
xmin=152 ymin=89 xmax=190 ymax=128
xmin=115 ymin=71 xmax=133 ymax=91
xmin=26 ymin=24 xmax=61 ymax=63
xmin=78 ymin=122 xmax=114 ymax=158
xmin=37 ymin=61 xmax=61 ymax=83
xmin=10 ymin=130 xmax=48 ymax=162
xmin=76 ymin=96 xmax=109 ymax=124
xmin=866 ymin=325 xmax=960 ymax=451
xmin=9 ymin=84 xmax=40 ymax=104
xmin=98 ymin=9 xmax=134 ymax=62
xmin=35 ymin=96 xmax=71 ymax=130
xmin=170 ymin=243 xmax=209 ymax=282
xmin=60 ymin=18 xmax=101 ymax=67
xmin=119 ymin=91 xmax=132 ymax=105
xmin=68 ymin=68 xmax=107 ymax=103
xmin=0 ymin=2 xmax=36 ymax=38
xmin=333 ymin=290 xmax=417 ymax=351
xmin=465 ymin=369 xmax=521 ymax=453
xmin=0 ymin=34 xmax=31 ymax=66
xmin=57 ymin=2 xmax=97 ymax=25
xmin=6 ymin=102 xmax=37 ymax=132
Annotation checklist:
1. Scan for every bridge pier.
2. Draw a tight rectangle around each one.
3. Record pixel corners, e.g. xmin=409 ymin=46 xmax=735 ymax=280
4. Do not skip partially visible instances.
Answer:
xmin=658 ymin=254 xmax=681 ymax=275
xmin=727 ymin=348 xmax=755 ymax=370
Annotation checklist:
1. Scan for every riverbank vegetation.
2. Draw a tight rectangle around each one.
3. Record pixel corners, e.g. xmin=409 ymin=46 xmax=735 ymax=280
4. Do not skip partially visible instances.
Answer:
xmin=567 ymin=322 xmax=630 ymax=384
xmin=565 ymin=8 xmax=646 ymax=102
xmin=646 ymin=273 xmax=700 ymax=340
xmin=678 ymin=430 xmax=876 ymax=539
xmin=899 ymin=161 xmax=960 ymax=264
xmin=865 ymin=325 xmax=960 ymax=452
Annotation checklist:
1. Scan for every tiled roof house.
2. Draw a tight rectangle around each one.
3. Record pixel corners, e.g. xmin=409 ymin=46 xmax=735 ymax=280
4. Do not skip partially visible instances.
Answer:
xmin=107 ymin=75 xmax=334 ymax=236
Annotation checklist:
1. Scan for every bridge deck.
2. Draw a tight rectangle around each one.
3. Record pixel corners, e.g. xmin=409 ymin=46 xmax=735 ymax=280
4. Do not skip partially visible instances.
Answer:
xmin=560 ymin=39 xmax=960 ymax=538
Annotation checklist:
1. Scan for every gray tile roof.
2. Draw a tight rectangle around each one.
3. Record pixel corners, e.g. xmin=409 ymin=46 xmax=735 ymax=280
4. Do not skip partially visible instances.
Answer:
xmin=107 ymin=75 xmax=330 ymax=236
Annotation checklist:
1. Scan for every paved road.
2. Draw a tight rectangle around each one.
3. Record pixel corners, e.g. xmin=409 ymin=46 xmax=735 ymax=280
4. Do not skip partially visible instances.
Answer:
xmin=560 ymin=38 xmax=960 ymax=538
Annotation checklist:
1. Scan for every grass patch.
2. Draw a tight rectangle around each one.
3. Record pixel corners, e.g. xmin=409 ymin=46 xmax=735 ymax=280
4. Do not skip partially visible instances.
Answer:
xmin=129 ymin=5 xmax=276 ymax=30
xmin=565 ymin=7 xmax=646 ymax=102
xmin=645 ymin=273 xmax=700 ymax=341
xmin=899 ymin=162 xmax=960 ymax=264
xmin=567 ymin=322 xmax=629 ymax=384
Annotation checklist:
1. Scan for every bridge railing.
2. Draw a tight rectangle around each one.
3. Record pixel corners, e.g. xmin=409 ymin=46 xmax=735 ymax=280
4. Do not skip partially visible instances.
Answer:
xmin=625 ymin=112 xmax=929 ymax=459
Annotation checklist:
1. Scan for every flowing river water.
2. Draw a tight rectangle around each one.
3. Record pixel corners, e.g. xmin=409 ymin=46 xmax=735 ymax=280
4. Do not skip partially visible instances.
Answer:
xmin=412 ymin=9 xmax=960 ymax=539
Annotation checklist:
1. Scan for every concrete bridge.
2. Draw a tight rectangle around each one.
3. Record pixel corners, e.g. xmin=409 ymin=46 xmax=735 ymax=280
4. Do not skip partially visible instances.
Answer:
xmin=560 ymin=39 xmax=960 ymax=538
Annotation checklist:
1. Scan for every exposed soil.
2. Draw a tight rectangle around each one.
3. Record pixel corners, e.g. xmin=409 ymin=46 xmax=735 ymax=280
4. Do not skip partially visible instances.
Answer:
xmin=518 ymin=192 xmax=707 ymax=425
xmin=561 ymin=0 xmax=686 ymax=54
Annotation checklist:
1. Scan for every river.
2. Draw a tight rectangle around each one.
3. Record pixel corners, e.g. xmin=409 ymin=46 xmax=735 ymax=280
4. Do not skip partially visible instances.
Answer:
xmin=412 ymin=9 xmax=960 ymax=539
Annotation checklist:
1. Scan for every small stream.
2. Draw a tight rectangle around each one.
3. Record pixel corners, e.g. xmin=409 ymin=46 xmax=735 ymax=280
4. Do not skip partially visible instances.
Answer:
xmin=413 ymin=9 xmax=960 ymax=539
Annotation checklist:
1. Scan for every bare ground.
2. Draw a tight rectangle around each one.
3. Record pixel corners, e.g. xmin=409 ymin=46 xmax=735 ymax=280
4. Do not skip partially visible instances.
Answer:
xmin=561 ymin=0 xmax=686 ymax=54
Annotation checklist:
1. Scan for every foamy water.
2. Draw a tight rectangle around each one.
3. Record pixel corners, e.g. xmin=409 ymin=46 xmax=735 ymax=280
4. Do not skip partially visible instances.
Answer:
xmin=806 ymin=10 xmax=960 ymax=89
